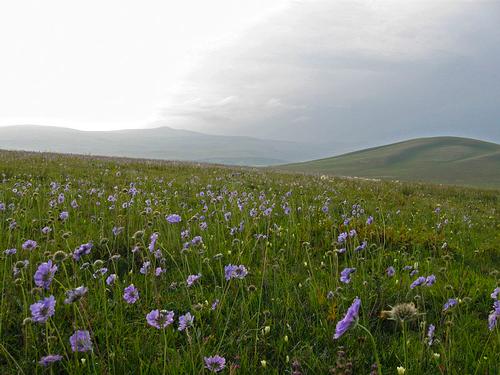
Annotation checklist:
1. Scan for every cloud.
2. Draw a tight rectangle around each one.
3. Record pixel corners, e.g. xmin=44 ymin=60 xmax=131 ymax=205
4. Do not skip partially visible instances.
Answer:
xmin=160 ymin=0 xmax=500 ymax=148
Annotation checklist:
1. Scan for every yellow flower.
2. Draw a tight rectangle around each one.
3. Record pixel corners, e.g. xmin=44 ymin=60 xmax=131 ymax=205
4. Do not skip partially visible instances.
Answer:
xmin=397 ymin=366 xmax=406 ymax=374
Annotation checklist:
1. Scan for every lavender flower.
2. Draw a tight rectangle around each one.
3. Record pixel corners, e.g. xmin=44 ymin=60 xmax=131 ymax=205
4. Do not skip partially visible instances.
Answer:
xmin=41 ymin=226 xmax=52 ymax=234
xmin=140 ymin=261 xmax=151 ymax=275
xmin=34 ymin=260 xmax=58 ymax=290
xmin=334 ymin=297 xmax=361 ymax=339
xmin=211 ymin=299 xmax=220 ymax=310
xmin=148 ymin=233 xmax=158 ymax=252
xmin=386 ymin=266 xmax=396 ymax=277
xmin=166 ymin=214 xmax=181 ymax=223
xmin=204 ymin=355 xmax=226 ymax=372
xmin=337 ymin=232 xmax=348 ymax=244
xmin=354 ymin=241 xmax=367 ymax=252
xmin=59 ymin=211 xmax=69 ymax=221
xmin=64 ymin=286 xmax=88 ymax=304
xmin=22 ymin=239 xmax=37 ymax=251
xmin=30 ymin=295 xmax=56 ymax=323
xmin=491 ymin=287 xmax=500 ymax=300
xmin=69 ymin=330 xmax=92 ymax=352
xmin=73 ymin=242 xmax=92 ymax=261
xmin=224 ymin=264 xmax=248 ymax=280
xmin=425 ymin=275 xmax=436 ymax=286
xmin=106 ymin=274 xmax=117 ymax=285
xmin=340 ymin=268 xmax=356 ymax=284
xmin=488 ymin=301 xmax=500 ymax=331
xmin=123 ymin=284 xmax=139 ymax=304
xmin=427 ymin=324 xmax=435 ymax=346
xmin=4 ymin=248 xmax=16 ymax=255
xmin=178 ymin=312 xmax=194 ymax=331
xmin=112 ymin=226 xmax=124 ymax=236
xmin=186 ymin=273 xmax=201 ymax=287
xmin=443 ymin=298 xmax=458 ymax=311
xmin=38 ymin=354 xmax=63 ymax=366
xmin=410 ymin=276 xmax=427 ymax=289
xmin=366 ymin=216 xmax=373 ymax=225
xmin=146 ymin=309 xmax=174 ymax=329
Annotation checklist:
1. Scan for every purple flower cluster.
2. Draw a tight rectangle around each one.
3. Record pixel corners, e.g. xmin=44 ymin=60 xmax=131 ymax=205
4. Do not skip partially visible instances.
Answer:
xmin=30 ymin=295 xmax=56 ymax=323
xmin=334 ymin=297 xmax=361 ymax=339
xmin=123 ymin=284 xmax=139 ymax=304
xmin=204 ymin=355 xmax=226 ymax=372
xmin=410 ymin=275 xmax=436 ymax=289
xmin=69 ymin=330 xmax=93 ymax=352
xmin=186 ymin=273 xmax=202 ymax=287
xmin=146 ymin=309 xmax=175 ymax=329
xmin=166 ymin=214 xmax=182 ymax=223
xmin=340 ymin=267 xmax=356 ymax=284
xmin=224 ymin=264 xmax=248 ymax=281
xmin=34 ymin=260 xmax=58 ymax=290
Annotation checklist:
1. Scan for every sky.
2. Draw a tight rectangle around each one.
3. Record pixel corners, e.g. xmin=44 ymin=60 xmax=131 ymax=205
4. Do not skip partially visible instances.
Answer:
xmin=1 ymin=0 xmax=499 ymax=147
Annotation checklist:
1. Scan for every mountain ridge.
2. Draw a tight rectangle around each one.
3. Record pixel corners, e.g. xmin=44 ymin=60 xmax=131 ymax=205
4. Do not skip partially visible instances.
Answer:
xmin=278 ymin=136 xmax=500 ymax=188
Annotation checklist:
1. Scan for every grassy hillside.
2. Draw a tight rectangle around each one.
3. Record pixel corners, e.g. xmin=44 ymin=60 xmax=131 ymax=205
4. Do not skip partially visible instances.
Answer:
xmin=0 ymin=125 xmax=332 ymax=166
xmin=0 ymin=150 xmax=499 ymax=374
xmin=280 ymin=137 xmax=500 ymax=188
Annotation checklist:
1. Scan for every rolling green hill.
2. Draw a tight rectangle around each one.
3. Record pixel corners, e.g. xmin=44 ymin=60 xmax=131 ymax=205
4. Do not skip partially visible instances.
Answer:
xmin=280 ymin=137 xmax=500 ymax=188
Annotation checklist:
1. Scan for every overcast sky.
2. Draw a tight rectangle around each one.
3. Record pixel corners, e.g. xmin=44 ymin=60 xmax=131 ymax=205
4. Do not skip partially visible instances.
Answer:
xmin=1 ymin=0 xmax=499 ymax=147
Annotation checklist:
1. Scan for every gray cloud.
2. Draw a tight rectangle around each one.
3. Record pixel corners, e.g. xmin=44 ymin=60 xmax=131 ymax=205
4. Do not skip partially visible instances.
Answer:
xmin=160 ymin=0 xmax=500 ymax=150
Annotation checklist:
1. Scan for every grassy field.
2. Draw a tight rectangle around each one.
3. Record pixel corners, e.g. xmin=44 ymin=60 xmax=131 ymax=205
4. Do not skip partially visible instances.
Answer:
xmin=279 ymin=137 xmax=500 ymax=189
xmin=0 ymin=150 xmax=499 ymax=374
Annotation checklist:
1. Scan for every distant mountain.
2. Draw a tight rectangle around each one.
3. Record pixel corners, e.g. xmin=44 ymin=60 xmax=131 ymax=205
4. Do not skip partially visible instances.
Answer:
xmin=0 ymin=125 xmax=331 ymax=166
xmin=279 ymin=137 xmax=500 ymax=188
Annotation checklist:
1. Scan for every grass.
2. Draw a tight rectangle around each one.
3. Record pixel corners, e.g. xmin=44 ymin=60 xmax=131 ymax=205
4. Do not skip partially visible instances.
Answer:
xmin=0 ymin=149 xmax=499 ymax=374
xmin=279 ymin=136 xmax=500 ymax=189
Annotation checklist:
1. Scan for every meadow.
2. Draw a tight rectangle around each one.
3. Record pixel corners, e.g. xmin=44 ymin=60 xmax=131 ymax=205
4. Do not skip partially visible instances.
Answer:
xmin=0 ymin=150 xmax=498 ymax=374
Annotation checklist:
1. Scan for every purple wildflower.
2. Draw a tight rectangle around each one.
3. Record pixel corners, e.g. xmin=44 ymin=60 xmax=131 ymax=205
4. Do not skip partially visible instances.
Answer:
xmin=186 ymin=273 xmax=201 ymax=287
xmin=349 ymin=229 xmax=357 ymax=238
xmin=334 ymin=297 xmax=361 ymax=339
xmin=491 ymin=287 xmax=500 ymax=300
xmin=106 ymin=274 xmax=117 ymax=285
xmin=443 ymin=298 xmax=458 ymax=311
xmin=59 ymin=211 xmax=69 ymax=221
xmin=427 ymin=324 xmax=435 ymax=346
xmin=112 ymin=226 xmax=124 ymax=236
xmin=425 ymin=275 xmax=436 ymax=287
xmin=354 ymin=241 xmax=367 ymax=252
xmin=340 ymin=268 xmax=356 ymax=284
xmin=123 ymin=284 xmax=139 ymax=304
xmin=22 ymin=240 xmax=37 ymax=251
xmin=386 ymin=266 xmax=395 ymax=277
xmin=140 ymin=261 xmax=151 ymax=275
xmin=38 ymin=354 xmax=63 ymax=366
xmin=64 ymin=286 xmax=88 ymax=304
xmin=4 ymin=248 xmax=16 ymax=255
xmin=148 ymin=233 xmax=158 ymax=252
xmin=488 ymin=301 xmax=500 ymax=331
xmin=366 ymin=216 xmax=373 ymax=225
xmin=146 ymin=309 xmax=175 ymax=329
xmin=155 ymin=267 xmax=165 ymax=277
xmin=41 ymin=226 xmax=52 ymax=234
xmin=211 ymin=299 xmax=220 ymax=310
xmin=410 ymin=276 xmax=427 ymax=289
xmin=224 ymin=264 xmax=248 ymax=280
xmin=337 ymin=232 xmax=348 ymax=244
xmin=166 ymin=214 xmax=182 ymax=223
xmin=30 ymin=295 xmax=56 ymax=323
xmin=178 ymin=312 xmax=194 ymax=331
xmin=69 ymin=330 xmax=92 ymax=352
xmin=73 ymin=242 xmax=92 ymax=261
xmin=204 ymin=355 xmax=226 ymax=372
xmin=34 ymin=260 xmax=58 ymax=290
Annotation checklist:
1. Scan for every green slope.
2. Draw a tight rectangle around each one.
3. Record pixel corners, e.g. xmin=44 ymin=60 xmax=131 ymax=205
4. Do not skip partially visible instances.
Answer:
xmin=279 ymin=136 xmax=500 ymax=188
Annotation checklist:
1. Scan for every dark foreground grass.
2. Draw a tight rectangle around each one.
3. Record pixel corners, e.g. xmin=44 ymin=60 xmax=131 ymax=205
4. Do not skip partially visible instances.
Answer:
xmin=0 ymin=150 xmax=499 ymax=374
